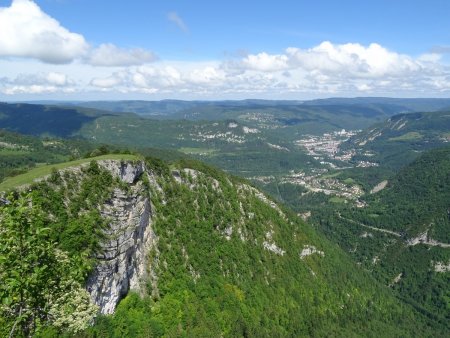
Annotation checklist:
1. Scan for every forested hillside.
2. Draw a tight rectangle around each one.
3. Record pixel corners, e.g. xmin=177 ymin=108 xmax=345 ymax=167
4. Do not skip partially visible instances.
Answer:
xmin=1 ymin=156 xmax=446 ymax=337
xmin=342 ymin=110 xmax=450 ymax=169
xmin=0 ymin=129 xmax=98 ymax=182
xmin=311 ymin=147 xmax=450 ymax=326
xmin=1 ymin=103 xmax=449 ymax=337
xmin=0 ymin=103 xmax=112 ymax=137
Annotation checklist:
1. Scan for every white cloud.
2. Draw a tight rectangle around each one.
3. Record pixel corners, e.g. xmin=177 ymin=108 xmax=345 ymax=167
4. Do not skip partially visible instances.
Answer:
xmin=88 ymin=44 xmax=158 ymax=67
xmin=79 ymin=44 xmax=450 ymax=97
xmin=418 ymin=53 xmax=441 ymax=63
xmin=0 ymin=71 xmax=76 ymax=95
xmin=356 ymin=83 xmax=372 ymax=92
xmin=238 ymin=52 xmax=289 ymax=72
xmin=1 ymin=41 xmax=450 ymax=99
xmin=186 ymin=66 xmax=226 ymax=85
xmin=46 ymin=72 xmax=69 ymax=86
xmin=0 ymin=0 xmax=88 ymax=63
xmin=285 ymin=41 xmax=421 ymax=77
xmin=167 ymin=12 xmax=188 ymax=32
xmin=0 ymin=1 xmax=158 ymax=68
xmin=90 ymin=75 xmax=122 ymax=88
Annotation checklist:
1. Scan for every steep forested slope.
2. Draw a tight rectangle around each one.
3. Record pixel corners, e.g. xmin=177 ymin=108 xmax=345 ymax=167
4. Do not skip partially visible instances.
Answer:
xmin=0 ymin=157 xmax=446 ymax=337
xmin=313 ymin=147 xmax=450 ymax=326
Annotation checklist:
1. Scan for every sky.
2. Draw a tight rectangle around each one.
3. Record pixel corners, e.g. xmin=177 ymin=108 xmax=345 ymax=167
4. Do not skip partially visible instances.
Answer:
xmin=0 ymin=0 xmax=450 ymax=100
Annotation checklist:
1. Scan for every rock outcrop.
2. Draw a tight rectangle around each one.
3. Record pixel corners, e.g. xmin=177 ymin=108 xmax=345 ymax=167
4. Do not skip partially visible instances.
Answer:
xmin=86 ymin=161 xmax=157 ymax=314
xmin=99 ymin=159 xmax=145 ymax=184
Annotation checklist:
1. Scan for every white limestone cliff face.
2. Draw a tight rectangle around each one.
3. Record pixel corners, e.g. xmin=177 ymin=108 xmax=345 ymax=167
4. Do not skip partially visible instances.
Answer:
xmin=98 ymin=159 xmax=145 ymax=184
xmin=86 ymin=161 xmax=158 ymax=315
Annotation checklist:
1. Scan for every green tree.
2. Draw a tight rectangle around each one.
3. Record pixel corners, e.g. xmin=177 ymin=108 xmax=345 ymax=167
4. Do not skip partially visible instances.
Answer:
xmin=0 ymin=194 xmax=55 ymax=336
xmin=0 ymin=194 xmax=97 ymax=337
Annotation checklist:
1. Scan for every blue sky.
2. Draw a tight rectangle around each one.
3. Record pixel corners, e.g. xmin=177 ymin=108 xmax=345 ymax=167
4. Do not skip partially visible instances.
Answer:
xmin=34 ymin=0 xmax=450 ymax=58
xmin=0 ymin=0 xmax=449 ymax=100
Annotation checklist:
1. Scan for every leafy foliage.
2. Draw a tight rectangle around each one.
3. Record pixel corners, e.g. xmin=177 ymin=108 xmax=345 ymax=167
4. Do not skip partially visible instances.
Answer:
xmin=0 ymin=194 xmax=97 ymax=337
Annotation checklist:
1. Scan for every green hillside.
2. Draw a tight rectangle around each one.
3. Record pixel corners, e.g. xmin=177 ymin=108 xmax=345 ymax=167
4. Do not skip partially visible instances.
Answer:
xmin=1 ymin=156 xmax=446 ymax=337
xmin=0 ymin=129 xmax=99 ymax=183
xmin=311 ymin=147 xmax=450 ymax=325
xmin=0 ymin=102 xmax=125 ymax=137
xmin=342 ymin=110 xmax=450 ymax=170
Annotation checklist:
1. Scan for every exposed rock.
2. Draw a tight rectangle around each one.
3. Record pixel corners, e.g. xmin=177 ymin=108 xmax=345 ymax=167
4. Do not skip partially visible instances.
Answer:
xmin=99 ymin=160 xmax=144 ymax=184
xmin=262 ymin=230 xmax=285 ymax=256
xmin=267 ymin=143 xmax=290 ymax=152
xmin=183 ymin=168 xmax=198 ymax=180
xmin=299 ymin=211 xmax=311 ymax=221
xmin=370 ymin=180 xmax=388 ymax=194
xmin=238 ymin=184 xmax=286 ymax=220
xmin=433 ymin=261 xmax=450 ymax=273
xmin=407 ymin=230 xmax=450 ymax=248
xmin=263 ymin=241 xmax=285 ymax=256
xmin=300 ymin=245 xmax=324 ymax=259
xmin=172 ymin=170 xmax=182 ymax=183
xmin=86 ymin=162 xmax=158 ymax=315
xmin=360 ymin=231 xmax=373 ymax=238
xmin=219 ymin=225 xmax=233 ymax=240
xmin=389 ymin=273 xmax=403 ymax=287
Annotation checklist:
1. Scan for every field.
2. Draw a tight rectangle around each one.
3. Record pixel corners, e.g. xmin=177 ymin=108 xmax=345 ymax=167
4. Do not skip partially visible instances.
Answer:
xmin=0 ymin=154 xmax=139 ymax=191
xmin=389 ymin=132 xmax=423 ymax=141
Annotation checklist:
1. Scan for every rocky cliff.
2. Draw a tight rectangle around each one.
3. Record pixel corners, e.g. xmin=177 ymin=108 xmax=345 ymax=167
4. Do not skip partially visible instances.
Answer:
xmin=86 ymin=160 xmax=158 ymax=314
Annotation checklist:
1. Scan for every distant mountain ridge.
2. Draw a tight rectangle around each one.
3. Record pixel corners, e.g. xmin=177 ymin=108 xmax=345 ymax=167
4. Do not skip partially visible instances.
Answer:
xmin=0 ymin=102 xmax=128 ymax=137
xmin=68 ymin=97 xmax=450 ymax=120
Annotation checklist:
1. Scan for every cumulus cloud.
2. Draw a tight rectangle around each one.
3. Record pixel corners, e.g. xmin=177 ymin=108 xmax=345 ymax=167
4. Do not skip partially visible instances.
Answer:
xmin=85 ymin=40 xmax=450 ymax=96
xmin=46 ymin=72 xmax=69 ymax=86
xmin=0 ymin=0 xmax=88 ymax=63
xmin=89 ymin=64 xmax=232 ymax=95
xmin=0 ymin=71 xmax=76 ymax=94
xmin=90 ymin=75 xmax=123 ymax=89
xmin=217 ymin=41 xmax=450 ymax=95
xmin=223 ymin=42 xmax=430 ymax=85
xmin=167 ymin=12 xmax=188 ymax=32
xmin=2 ymin=40 xmax=450 ymax=98
xmin=88 ymin=44 xmax=158 ymax=67
xmin=286 ymin=42 xmax=421 ymax=77
xmin=238 ymin=52 xmax=289 ymax=72
xmin=0 ymin=1 xmax=158 ymax=68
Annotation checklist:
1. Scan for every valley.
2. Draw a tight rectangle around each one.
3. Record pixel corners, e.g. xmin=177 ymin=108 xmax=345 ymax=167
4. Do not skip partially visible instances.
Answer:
xmin=1 ymin=98 xmax=449 ymax=337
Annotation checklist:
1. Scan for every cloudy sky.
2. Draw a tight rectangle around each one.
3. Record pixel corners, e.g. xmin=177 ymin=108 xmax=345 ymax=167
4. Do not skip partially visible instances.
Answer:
xmin=0 ymin=0 xmax=450 ymax=100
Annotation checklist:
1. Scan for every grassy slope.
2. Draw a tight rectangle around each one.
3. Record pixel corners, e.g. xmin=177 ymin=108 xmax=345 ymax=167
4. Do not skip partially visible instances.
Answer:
xmin=0 ymin=154 xmax=139 ymax=191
